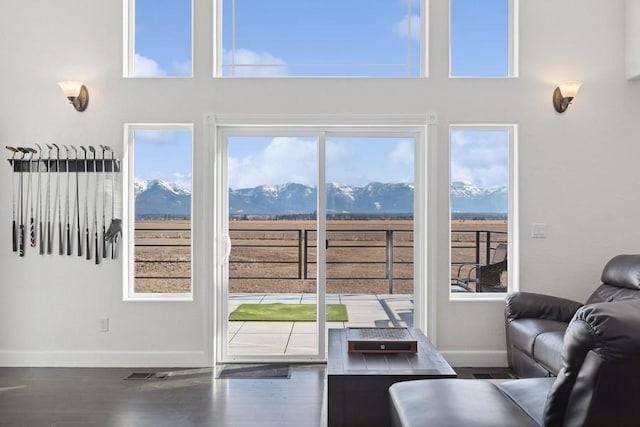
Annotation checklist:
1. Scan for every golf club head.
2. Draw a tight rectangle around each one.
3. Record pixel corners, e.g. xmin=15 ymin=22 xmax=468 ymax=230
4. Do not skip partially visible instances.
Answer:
xmin=52 ymin=143 xmax=60 ymax=157
xmin=88 ymin=145 xmax=96 ymax=160
xmin=63 ymin=145 xmax=69 ymax=156
xmin=35 ymin=144 xmax=43 ymax=157
xmin=80 ymin=146 xmax=87 ymax=158
xmin=5 ymin=145 xmax=18 ymax=155
xmin=46 ymin=144 xmax=53 ymax=157
xmin=103 ymin=145 xmax=113 ymax=152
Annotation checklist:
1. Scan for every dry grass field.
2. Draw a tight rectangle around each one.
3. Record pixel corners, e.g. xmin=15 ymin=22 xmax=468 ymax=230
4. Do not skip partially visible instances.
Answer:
xmin=134 ymin=219 xmax=507 ymax=294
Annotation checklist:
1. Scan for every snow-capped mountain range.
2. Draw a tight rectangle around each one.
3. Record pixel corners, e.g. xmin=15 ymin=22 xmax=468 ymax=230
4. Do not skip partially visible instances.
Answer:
xmin=134 ymin=179 xmax=507 ymax=217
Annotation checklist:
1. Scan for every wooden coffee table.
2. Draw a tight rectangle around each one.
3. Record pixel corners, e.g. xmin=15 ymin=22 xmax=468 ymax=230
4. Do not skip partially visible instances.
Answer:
xmin=327 ymin=328 xmax=456 ymax=427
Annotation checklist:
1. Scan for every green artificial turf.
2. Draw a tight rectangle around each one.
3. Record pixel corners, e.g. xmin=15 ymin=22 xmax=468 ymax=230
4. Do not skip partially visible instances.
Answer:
xmin=229 ymin=303 xmax=349 ymax=322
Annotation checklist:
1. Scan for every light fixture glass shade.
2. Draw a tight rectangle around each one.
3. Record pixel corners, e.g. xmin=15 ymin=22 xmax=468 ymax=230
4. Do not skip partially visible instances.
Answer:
xmin=58 ymin=81 xmax=84 ymax=98
xmin=558 ymin=81 xmax=582 ymax=98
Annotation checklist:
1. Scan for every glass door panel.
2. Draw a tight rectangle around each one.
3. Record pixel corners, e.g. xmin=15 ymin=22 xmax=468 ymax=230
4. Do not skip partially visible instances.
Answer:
xmin=225 ymin=135 xmax=320 ymax=358
xmin=325 ymin=136 xmax=415 ymax=330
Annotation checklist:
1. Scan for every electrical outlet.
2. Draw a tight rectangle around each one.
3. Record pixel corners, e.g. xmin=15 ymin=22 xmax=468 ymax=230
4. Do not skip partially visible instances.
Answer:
xmin=531 ymin=223 xmax=547 ymax=238
xmin=99 ymin=318 xmax=109 ymax=332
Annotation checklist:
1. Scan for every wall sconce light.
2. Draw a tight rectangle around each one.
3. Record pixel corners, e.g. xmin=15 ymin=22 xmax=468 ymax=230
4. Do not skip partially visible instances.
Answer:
xmin=553 ymin=81 xmax=582 ymax=113
xmin=58 ymin=81 xmax=89 ymax=112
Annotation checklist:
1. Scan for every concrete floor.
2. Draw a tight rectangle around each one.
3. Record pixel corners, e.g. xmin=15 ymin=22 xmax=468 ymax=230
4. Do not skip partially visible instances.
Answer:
xmin=227 ymin=293 xmax=414 ymax=356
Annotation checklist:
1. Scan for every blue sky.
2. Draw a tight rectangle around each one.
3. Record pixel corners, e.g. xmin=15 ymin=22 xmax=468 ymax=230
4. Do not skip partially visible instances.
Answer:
xmin=132 ymin=0 xmax=510 ymax=191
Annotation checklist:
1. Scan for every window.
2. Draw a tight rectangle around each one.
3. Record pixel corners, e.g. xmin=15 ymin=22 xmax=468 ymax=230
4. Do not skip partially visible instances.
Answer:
xmin=124 ymin=125 xmax=193 ymax=299
xmin=450 ymin=0 xmax=517 ymax=77
xmin=219 ymin=0 xmax=424 ymax=77
xmin=125 ymin=0 xmax=193 ymax=77
xmin=449 ymin=125 xmax=516 ymax=296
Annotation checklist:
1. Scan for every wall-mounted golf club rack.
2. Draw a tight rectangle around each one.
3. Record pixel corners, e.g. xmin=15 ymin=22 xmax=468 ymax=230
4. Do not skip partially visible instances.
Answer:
xmin=6 ymin=144 xmax=122 ymax=264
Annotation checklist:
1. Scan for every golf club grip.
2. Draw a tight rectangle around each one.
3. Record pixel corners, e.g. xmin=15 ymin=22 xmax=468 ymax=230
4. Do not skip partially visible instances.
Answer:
xmin=58 ymin=221 xmax=63 ymax=255
xmin=47 ymin=222 xmax=52 ymax=254
xmin=112 ymin=235 xmax=119 ymax=260
xmin=19 ymin=225 xmax=25 ymax=257
xmin=94 ymin=231 xmax=99 ymax=264
xmin=30 ymin=218 xmax=36 ymax=247
xmin=102 ymin=226 xmax=107 ymax=258
xmin=12 ymin=221 xmax=17 ymax=252
xmin=39 ymin=221 xmax=44 ymax=255
xmin=66 ymin=225 xmax=71 ymax=256
xmin=77 ymin=228 xmax=82 ymax=257
xmin=85 ymin=229 xmax=90 ymax=260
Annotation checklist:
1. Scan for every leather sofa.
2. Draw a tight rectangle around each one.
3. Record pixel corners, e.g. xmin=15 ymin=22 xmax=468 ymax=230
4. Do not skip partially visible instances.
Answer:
xmin=389 ymin=299 xmax=640 ymax=427
xmin=505 ymin=254 xmax=640 ymax=378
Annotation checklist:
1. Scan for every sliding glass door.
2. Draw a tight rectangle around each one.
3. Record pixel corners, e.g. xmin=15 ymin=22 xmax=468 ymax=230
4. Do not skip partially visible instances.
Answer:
xmin=216 ymin=127 xmax=419 ymax=362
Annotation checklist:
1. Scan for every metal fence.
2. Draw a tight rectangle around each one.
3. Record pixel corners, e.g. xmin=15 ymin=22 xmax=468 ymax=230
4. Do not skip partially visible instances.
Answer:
xmin=133 ymin=223 xmax=507 ymax=294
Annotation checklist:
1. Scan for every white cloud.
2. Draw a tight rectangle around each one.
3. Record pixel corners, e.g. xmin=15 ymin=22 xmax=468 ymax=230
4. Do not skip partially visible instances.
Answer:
xmin=171 ymin=172 xmax=192 ymax=190
xmin=450 ymin=130 xmax=509 ymax=188
xmin=134 ymin=54 xmax=167 ymax=77
xmin=394 ymin=14 xmax=420 ymax=40
xmin=391 ymin=141 xmax=413 ymax=167
xmin=134 ymin=129 xmax=178 ymax=145
xmin=172 ymin=59 xmax=192 ymax=76
xmin=229 ymin=137 xmax=316 ymax=189
xmin=222 ymin=48 xmax=289 ymax=76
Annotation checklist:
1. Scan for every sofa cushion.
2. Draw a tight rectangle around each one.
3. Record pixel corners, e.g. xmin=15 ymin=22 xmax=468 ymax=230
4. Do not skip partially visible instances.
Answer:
xmin=532 ymin=330 xmax=564 ymax=374
xmin=497 ymin=378 xmax=555 ymax=426
xmin=389 ymin=379 xmax=538 ymax=427
xmin=600 ymin=254 xmax=640 ymax=290
xmin=509 ymin=318 xmax=568 ymax=357
xmin=585 ymin=284 xmax=640 ymax=304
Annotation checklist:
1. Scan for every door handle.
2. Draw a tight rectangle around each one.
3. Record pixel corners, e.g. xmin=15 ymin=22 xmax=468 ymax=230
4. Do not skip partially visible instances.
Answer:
xmin=223 ymin=234 xmax=232 ymax=263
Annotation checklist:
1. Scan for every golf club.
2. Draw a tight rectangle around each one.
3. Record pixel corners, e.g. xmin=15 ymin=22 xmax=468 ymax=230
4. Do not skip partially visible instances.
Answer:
xmin=52 ymin=143 xmax=63 ymax=255
xmin=45 ymin=144 xmax=53 ymax=254
xmin=35 ymin=144 xmax=44 ymax=255
xmin=100 ymin=145 xmax=110 ymax=259
xmin=17 ymin=147 xmax=29 ymax=257
xmin=72 ymin=146 xmax=81 ymax=257
xmin=104 ymin=148 xmax=121 ymax=260
xmin=63 ymin=145 xmax=71 ymax=255
xmin=26 ymin=147 xmax=37 ymax=249
xmin=82 ymin=146 xmax=91 ymax=260
xmin=90 ymin=145 xmax=100 ymax=264
xmin=5 ymin=146 xmax=19 ymax=252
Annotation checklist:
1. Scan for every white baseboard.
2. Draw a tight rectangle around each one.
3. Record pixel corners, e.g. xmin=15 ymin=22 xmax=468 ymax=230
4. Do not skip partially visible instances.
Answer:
xmin=439 ymin=350 xmax=508 ymax=368
xmin=0 ymin=350 xmax=210 ymax=368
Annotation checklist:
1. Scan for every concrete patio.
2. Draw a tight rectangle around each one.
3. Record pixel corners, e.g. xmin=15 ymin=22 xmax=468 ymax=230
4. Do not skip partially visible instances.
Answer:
xmin=227 ymin=293 xmax=414 ymax=355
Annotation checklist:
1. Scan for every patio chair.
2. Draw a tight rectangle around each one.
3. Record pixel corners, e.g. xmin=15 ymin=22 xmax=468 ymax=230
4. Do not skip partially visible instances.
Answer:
xmin=452 ymin=243 xmax=508 ymax=292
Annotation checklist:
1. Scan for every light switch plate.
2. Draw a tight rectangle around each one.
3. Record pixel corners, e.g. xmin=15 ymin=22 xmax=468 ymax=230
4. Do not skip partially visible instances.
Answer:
xmin=531 ymin=223 xmax=546 ymax=238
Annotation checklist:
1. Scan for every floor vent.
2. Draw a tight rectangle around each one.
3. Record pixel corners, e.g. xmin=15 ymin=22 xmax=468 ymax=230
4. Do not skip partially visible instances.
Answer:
xmin=125 ymin=372 xmax=166 ymax=380
xmin=217 ymin=364 xmax=291 ymax=379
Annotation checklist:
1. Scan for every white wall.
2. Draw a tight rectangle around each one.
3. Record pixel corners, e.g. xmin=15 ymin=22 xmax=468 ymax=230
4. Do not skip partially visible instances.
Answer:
xmin=0 ymin=0 xmax=639 ymax=367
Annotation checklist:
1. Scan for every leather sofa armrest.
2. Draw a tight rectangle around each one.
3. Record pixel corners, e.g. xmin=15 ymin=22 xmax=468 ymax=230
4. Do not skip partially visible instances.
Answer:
xmin=505 ymin=292 xmax=583 ymax=323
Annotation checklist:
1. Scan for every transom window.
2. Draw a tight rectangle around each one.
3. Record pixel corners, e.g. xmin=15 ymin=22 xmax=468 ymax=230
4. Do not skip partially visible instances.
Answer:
xmin=125 ymin=0 xmax=193 ymax=77
xmin=219 ymin=0 xmax=424 ymax=77
xmin=450 ymin=0 xmax=517 ymax=77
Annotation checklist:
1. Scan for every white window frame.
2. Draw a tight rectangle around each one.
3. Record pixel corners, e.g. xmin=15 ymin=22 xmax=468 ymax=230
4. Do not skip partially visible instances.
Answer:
xmin=123 ymin=123 xmax=194 ymax=301
xmin=123 ymin=0 xmax=195 ymax=78
xmin=207 ymin=113 xmax=438 ymax=363
xmin=214 ymin=0 xmax=429 ymax=78
xmin=448 ymin=0 xmax=519 ymax=78
xmin=448 ymin=124 xmax=519 ymax=301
